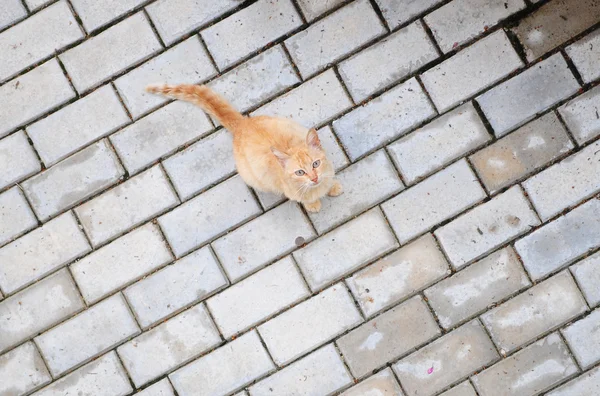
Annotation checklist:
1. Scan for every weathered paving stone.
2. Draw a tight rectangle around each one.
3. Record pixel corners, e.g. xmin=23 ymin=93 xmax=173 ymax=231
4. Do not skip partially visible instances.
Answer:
xmin=75 ymin=165 xmax=179 ymax=247
xmin=559 ymin=84 xmax=600 ymax=144
xmin=70 ymin=223 xmax=173 ymax=304
xmin=22 ymin=140 xmax=125 ymax=221
xmin=425 ymin=247 xmax=530 ymax=329
xmin=340 ymin=368 xmax=404 ymax=396
xmin=562 ymin=308 xmax=600 ymax=369
xmin=60 ymin=13 xmax=162 ymax=93
xmin=424 ymin=0 xmax=526 ymax=53
xmin=439 ymin=381 xmax=478 ymax=396
xmin=295 ymin=208 xmax=398 ymax=291
xmin=337 ymin=296 xmax=441 ymax=378
xmin=162 ymin=130 xmax=235 ymax=201
xmin=252 ymin=69 xmax=352 ymax=128
xmin=115 ymin=37 xmax=216 ymax=119
xmin=318 ymin=125 xmax=349 ymax=172
xmin=35 ymin=293 xmax=140 ymax=377
xmin=481 ymin=271 xmax=588 ymax=354
xmin=110 ymin=101 xmax=213 ymax=175
xmin=0 ymin=0 xmax=26 ymax=30
xmin=0 ymin=342 xmax=51 ymax=396
xmin=202 ymin=0 xmax=302 ymax=70
xmin=208 ymin=45 xmax=300 ymax=117
xmin=421 ymin=31 xmax=523 ymax=112
xmin=207 ymin=257 xmax=309 ymax=338
xmin=375 ymin=0 xmax=444 ymax=29
xmin=118 ymin=304 xmax=221 ymax=387
xmin=258 ymin=283 xmax=362 ymax=365
xmin=570 ymin=252 xmax=600 ymax=307
xmin=393 ymin=320 xmax=499 ymax=396
xmin=0 ymin=60 xmax=75 ymax=138
xmin=146 ymin=0 xmax=238 ymax=46
xmin=516 ymin=199 xmax=600 ymax=281
xmin=387 ymin=102 xmax=490 ymax=184
xmin=470 ymin=112 xmax=573 ymax=193
xmin=338 ymin=21 xmax=438 ymax=103
xmin=295 ymin=0 xmax=346 ymax=21
xmin=250 ymin=344 xmax=352 ymax=395
xmin=472 ymin=333 xmax=578 ymax=396
xmin=477 ymin=54 xmax=580 ymax=136
xmin=24 ymin=0 xmax=52 ymax=11
xmin=307 ymin=150 xmax=403 ymax=234
xmin=33 ymin=351 xmax=132 ymax=396
xmin=0 ymin=187 xmax=37 ymax=247
xmin=0 ymin=269 xmax=84 ymax=353
xmin=435 ymin=186 xmax=540 ymax=269
xmin=124 ymin=246 xmax=226 ymax=329
xmin=0 ymin=1 xmax=83 ymax=82
xmin=512 ymin=0 xmax=600 ymax=62
xmin=212 ymin=201 xmax=315 ymax=281
xmin=70 ymin=0 xmax=146 ymax=32
xmin=523 ymin=140 xmax=600 ymax=221
xmin=27 ymin=85 xmax=130 ymax=166
xmin=548 ymin=365 xmax=600 ymax=396
xmin=137 ymin=379 xmax=175 ymax=396
xmin=0 ymin=131 xmax=40 ymax=190
xmin=159 ymin=176 xmax=261 ymax=258
xmin=382 ymin=159 xmax=486 ymax=244
xmin=0 ymin=212 xmax=89 ymax=295
xmin=347 ymin=233 xmax=449 ymax=317
xmin=566 ymin=28 xmax=600 ymax=83
xmin=333 ymin=78 xmax=436 ymax=161
xmin=285 ymin=0 xmax=385 ymax=79
xmin=169 ymin=331 xmax=274 ymax=396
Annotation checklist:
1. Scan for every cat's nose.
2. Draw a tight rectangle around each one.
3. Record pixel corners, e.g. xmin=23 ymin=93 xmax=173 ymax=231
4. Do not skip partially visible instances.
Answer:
xmin=311 ymin=176 xmax=319 ymax=183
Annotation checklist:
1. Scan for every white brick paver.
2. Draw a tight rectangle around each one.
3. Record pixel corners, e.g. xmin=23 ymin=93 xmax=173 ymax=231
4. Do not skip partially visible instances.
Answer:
xmin=70 ymin=0 xmax=147 ymax=32
xmin=562 ymin=308 xmax=600 ymax=369
xmin=0 ymin=186 xmax=37 ymax=247
xmin=440 ymin=382 xmax=478 ymax=396
xmin=341 ymin=369 xmax=403 ymax=396
xmin=570 ymin=252 xmax=600 ymax=308
xmin=558 ymin=84 xmax=600 ymax=144
xmin=548 ymin=366 xmax=600 ymax=396
xmin=296 ymin=0 xmax=346 ymax=21
xmin=0 ymin=0 xmax=26 ymax=30
xmin=375 ymin=0 xmax=444 ymax=29
xmin=0 ymin=342 xmax=51 ymax=396
xmin=566 ymin=28 xmax=600 ymax=84
xmin=0 ymin=131 xmax=41 ymax=190
xmin=137 ymin=379 xmax=175 ymax=396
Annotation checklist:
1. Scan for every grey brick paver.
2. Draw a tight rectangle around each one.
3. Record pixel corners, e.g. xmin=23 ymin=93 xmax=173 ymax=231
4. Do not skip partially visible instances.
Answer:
xmin=35 ymin=293 xmax=140 ymax=377
xmin=318 ymin=125 xmax=350 ymax=171
xmin=439 ymin=381 xmax=478 ymax=396
xmin=202 ymin=0 xmax=302 ymax=70
xmin=393 ymin=320 xmax=499 ymax=396
xmin=118 ymin=304 xmax=221 ymax=387
xmin=24 ymin=0 xmax=52 ymax=11
xmin=347 ymin=234 xmax=449 ymax=317
xmin=124 ymin=246 xmax=227 ymax=329
xmin=75 ymin=165 xmax=179 ymax=246
xmin=340 ymin=368 xmax=403 ymax=396
xmin=421 ymin=31 xmax=523 ymax=112
xmin=561 ymin=308 xmax=600 ymax=369
xmin=338 ymin=21 xmax=438 ymax=103
xmin=477 ymin=53 xmax=580 ymax=136
xmin=0 ymin=342 xmax=51 ymax=396
xmin=0 ymin=269 xmax=85 ymax=353
xmin=558 ymin=84 xmax=600 ymax=144
xmin=70 ymin=223 xmax=173 ymax=304
xmin=566 ymin=28 xmax=600 ymax=84
xmin=22 ymin=140 xmax=125 ymax=221
xmin=333 ymin=77 xmax=436 ymax=161
xmin=0 ymin=1 xmax=83 ymax=83
xmin=295 ymin=0 xmax=346 ymax=21
xmin=169 ymin=331 xmax=274 ymax=396
xmin=26 ymin=85 xmax=130 ymax=166
xmin=0 ymin=186 xmax=37 ymax=247
xmin=207 ymin=257 xmax=309 ymax=338
xmin=114 ymin=37 xmax=216 ymax=119
xmin=60 ymin=13 xmax=162 ymax=93
xmin=481 ymin=271 xmax=588 ymax=354
xmin=70 ymin=0 xmax=147 ymax=32
xmin=548 ymin=366 xmax=600 ymax=396
xmin=295 ymin=208 xmax=398 ymax=291
xmin=0 ymin=212 xmax=90 ymax=295
xmin=570 ymin=252 xmax=600 ymax=308
xmin=375 ymin=0 xmax=444 ymax=29
xmin=249 ymin=344 xmax=352 ymax=396
xmin=337 ymin=295 xmax=441 ymax=378
xmin=258 ymin=283 xmax=362 ymax=365
xmin=285 ymin=0 xmax=386 ymax=79
xmin=0 ymin=0 xmax=26 ymax=30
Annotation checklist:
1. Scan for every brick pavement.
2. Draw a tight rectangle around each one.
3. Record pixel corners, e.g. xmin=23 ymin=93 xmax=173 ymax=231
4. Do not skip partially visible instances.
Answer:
xmin=0 ymin=0 xmax=599 ymax=395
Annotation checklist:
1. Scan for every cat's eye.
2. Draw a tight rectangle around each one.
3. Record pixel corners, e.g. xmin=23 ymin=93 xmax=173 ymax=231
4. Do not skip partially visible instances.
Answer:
xmin=295 ymin=170 xmax=306 ymax=176
xmin=312 ymin=160 xmax=321 ymax=168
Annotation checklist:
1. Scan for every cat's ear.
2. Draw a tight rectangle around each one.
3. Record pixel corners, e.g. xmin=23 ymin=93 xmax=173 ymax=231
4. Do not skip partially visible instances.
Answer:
xmin=271 ymin=147 xmax=289 ymax=167
xmin=306 ymin=128 xmax=321 ymax=149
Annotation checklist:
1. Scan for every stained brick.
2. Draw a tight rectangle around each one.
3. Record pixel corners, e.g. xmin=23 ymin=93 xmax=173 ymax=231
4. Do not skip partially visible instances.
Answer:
xmin=0 ymin=342 xmax=51 ymax=396
xmin=566 ymin=28 xmax=600 ymax=83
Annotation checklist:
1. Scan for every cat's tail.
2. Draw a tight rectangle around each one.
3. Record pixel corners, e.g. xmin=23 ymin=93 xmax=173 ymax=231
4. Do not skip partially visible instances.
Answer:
xmin=145 ymin=84 xmax=245 ymax=131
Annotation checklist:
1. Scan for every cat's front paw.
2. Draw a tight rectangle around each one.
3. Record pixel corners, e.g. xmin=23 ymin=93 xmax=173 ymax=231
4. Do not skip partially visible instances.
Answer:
xmin=328 ymin=181 xmax=343 ymax=197
xmin=304 ymin=199 xmax=321 ymax=213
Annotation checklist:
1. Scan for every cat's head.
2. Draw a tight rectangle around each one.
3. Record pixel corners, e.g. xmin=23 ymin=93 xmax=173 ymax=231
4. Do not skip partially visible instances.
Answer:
xmin=271 ymin=129 xmax=334 ymax=189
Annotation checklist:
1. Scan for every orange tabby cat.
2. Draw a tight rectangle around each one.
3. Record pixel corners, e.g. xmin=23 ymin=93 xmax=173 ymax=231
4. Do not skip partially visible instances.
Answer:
xmin=146 ymin=84 xmax=343 ymax=212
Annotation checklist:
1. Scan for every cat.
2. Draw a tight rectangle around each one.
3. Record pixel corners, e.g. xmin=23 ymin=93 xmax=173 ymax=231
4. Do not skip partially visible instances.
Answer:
xmin=146 ymin=84 xmax=343 ymax=212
